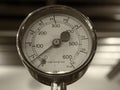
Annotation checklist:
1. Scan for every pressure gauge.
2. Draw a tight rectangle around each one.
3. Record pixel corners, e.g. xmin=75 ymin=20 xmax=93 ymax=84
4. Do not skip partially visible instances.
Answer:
xmin=17 ymin=5 xmax=97 ymax=90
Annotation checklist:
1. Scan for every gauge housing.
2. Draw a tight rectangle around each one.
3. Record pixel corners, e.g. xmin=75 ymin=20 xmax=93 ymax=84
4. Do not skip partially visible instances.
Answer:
xmin=17 ymin=5 xmax=97 ymax=85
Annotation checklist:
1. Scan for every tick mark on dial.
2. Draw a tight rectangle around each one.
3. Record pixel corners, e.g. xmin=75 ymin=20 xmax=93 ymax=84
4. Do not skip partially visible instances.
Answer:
xmin=63 ymin=17 xmax=70 ymax=23
xmin=29 ymin=54 xmax=37 ymax=62
xmin=29 ymin=29 xmax=35 ymax=35
xmin=72 ymin=25 xmax=82 ymax=30
xmin=80 ymin=50 xmax=87 ymax=54
xmin=69 ymin=59 xmax=75 ymax=69
xmin=39 ymin=20 xmax=44 ymax=25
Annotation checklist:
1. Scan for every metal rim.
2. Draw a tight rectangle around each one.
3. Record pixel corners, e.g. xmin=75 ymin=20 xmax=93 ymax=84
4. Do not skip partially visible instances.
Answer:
xmin=16 ymin=5 xmax=97 ymax=78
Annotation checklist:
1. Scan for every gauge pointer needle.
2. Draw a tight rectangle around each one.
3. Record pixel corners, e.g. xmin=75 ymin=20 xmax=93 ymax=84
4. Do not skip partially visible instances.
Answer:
xmin=38 ymin=31 xmax=70 ymax=56
xmin=31 ymin=38 xmax=62 ymax=62
xmin=31 ymin=45 xmax=53 ymax=62
xmin=38 ymin=45 xmax=53 ymax=57
xmin=31 ymin=31 xmax=70 ymax=62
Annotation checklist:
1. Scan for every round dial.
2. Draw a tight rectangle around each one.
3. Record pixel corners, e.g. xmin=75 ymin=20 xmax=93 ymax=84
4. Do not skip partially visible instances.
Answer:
xmin=22 ymin=14 xmax=92 ymax=74
xmin=17 ymin=5 xmax=96 ymax=78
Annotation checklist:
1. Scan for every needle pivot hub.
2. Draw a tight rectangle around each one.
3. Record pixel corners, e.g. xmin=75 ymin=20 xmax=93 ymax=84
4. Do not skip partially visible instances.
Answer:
xmin=52 ymin=39 xmax=61 ymax=47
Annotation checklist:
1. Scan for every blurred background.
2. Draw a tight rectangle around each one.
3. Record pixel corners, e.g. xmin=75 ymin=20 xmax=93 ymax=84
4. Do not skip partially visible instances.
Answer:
xmin=0 ymin=0 xmax=120 ymax=90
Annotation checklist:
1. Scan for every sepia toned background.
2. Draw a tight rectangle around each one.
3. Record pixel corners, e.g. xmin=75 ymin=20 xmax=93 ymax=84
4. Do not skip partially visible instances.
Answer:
xmin=0 ymin=0 xmax=120 ymax=90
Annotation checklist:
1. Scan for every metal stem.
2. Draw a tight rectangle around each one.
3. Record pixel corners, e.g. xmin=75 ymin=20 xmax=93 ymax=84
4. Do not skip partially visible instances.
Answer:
xmin=51 ymin=82 xmax=67 ymax=90
xmin=59 ymin=82 xmax=66 ymax=90
xmin=51 ymin=82 xmax=58 ymax=90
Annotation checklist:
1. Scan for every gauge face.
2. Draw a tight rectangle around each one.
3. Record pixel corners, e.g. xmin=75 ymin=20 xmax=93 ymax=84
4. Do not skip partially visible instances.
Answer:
xmin=21 ymin=13 xmax=92 ymax=74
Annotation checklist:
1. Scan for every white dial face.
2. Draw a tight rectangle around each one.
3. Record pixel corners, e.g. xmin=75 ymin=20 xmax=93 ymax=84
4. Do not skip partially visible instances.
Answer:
xmin=22 ymin=14 xmax=92 ymax=74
